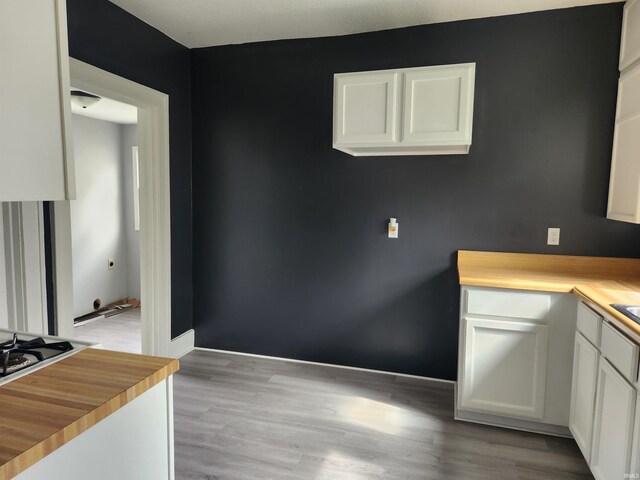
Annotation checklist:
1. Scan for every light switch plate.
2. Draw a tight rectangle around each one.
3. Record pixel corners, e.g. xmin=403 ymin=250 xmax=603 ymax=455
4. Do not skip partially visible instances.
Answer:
xmin=547 ymin=228 xmax=560 ymax=246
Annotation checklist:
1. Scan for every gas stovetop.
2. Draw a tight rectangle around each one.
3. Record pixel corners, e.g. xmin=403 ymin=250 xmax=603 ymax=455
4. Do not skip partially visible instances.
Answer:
xmin=0 ymin=329 xmax=93 ymax=386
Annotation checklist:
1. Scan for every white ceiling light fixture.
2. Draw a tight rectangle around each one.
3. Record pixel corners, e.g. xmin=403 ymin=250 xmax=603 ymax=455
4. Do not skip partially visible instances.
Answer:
xmin=70 ymin=90 xmax=101 ymax=109
xmin=70 ymin=90 xmax=138 ymax=124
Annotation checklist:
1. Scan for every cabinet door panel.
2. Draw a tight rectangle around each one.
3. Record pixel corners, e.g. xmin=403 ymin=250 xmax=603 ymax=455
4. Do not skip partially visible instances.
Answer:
xmin=334 ymin=72 xmax=398 ymax=145
xmin=569 ymin=332 xmax=599 ymax=462
xmin=401 ymin=64 xmax=474 ymax=145
xmin=621 ymin=0 xmax=640 ymax=71
xmin=460 ymin=317 xmax=548 ymax=420
xmin=0 ymin=0 xmax=72 ymax=201
xmin=591 ymin=359 xmax=636 ymax=480
xmin=607 ymin=113 xmax=640 ymax=223
xmin=631 ymin=394 xmax=640 ymax=478
xmin=617 ymin=63 xmax=640 ymax=120
xmin=465 ymin=288 xmax=550 ymax=320
xmin=576 ymin=302 xmax=602 ymax=347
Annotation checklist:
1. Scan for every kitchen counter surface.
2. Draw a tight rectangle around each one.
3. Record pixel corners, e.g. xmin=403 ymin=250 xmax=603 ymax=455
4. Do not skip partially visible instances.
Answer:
xmin=0 ymin=347 xmax=179 ymax=478
xmin=458 ymin=250 xmax=640 ymax=337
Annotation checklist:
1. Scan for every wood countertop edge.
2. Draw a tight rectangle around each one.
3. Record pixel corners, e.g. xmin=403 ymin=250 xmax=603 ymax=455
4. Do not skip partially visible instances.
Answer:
xmin=0 ymin=357 xmax=179 ymax=479
xmin=458 ymin=250 xmax=640 ymax=338
xmin=458 ymin=274 xmax=576 ymax=293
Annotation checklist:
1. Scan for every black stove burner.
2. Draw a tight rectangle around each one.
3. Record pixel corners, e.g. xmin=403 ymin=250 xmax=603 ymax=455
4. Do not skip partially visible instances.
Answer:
xmin=7 ymin=353 xmax=30 ymax=369
xmin=7 ymin=352 xmax=27 ymax=366
xmin=0 ymin=333 xmax=74 ymax=377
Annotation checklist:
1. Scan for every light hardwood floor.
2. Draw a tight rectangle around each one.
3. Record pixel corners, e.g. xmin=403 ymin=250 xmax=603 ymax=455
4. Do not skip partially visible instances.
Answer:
xmin=173 ymin=350 xmax=593 ymax=480
xmin=73 ymin=308 xmax=141 ymax=354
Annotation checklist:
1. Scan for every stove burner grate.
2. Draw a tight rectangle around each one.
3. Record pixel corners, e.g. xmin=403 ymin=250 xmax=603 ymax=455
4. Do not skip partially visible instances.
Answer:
xmin=0 ymin=333 xmax=73 ymax=377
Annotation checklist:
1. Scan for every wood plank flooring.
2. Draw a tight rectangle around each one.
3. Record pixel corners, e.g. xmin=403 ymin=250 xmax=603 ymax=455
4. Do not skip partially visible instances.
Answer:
xmin=173 ymin=350 xmax=593 ymax=480
xmin=73 ymin=308 xmax=141 ymax=354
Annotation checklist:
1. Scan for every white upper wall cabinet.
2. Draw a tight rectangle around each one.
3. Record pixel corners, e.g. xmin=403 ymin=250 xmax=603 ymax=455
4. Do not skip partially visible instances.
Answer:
xmin=0 ymin=0 xmax=75 ymax=201
xmin=607 ymin=61 xmax=640 ymax=223
xmin=333 ymin=63 xmax=475 ymax=156
xmin=621 ymin=0 xmax=640 ymax=71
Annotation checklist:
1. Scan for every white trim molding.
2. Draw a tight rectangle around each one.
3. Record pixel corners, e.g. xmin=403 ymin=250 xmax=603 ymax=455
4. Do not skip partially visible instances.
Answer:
xmin=194 ymin=347 xmax=455 ymax=384
xmin=1 ymin=203 xmax=49 ymax=334
xmin=54 ymin=58 xmax=172 ymax=356
xmin=169 ymin=329 xmax=194 ymax=359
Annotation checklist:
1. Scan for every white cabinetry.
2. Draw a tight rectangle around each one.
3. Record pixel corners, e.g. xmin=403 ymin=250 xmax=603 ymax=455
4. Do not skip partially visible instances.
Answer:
xmin=608 ymin=0 xmax=640 ymax=223
xmin=569 ymin=332 xmax=599 ymax=462
xmin=0 ymin=0 xmax=74 ymax=201
xmin=334 ymin=71 xmax=399 ymax=146
xmin=632 ymin=394 xmax=640 ymax=476
xmin=333 ymin=63 xmax=475 ymax=156
xmin=607 ymin=61 xmax=640 ymax=223
xmin=569 ymin=300 xmax=640 ymax=480
xmin=15 ymin=378 xmax=175 ymax=480
xmin=621 ymin=0 xmax=640 ymax=71
xmin=460 ymin=316 xmax=548 ymax=419
xmin=456 ymin=286 xmax=576 ymax=434
xmin=590 ymin=359 xmax=637 ymax=480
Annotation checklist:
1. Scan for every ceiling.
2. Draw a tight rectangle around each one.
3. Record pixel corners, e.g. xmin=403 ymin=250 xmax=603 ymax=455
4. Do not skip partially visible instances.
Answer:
xmin=70 ymin=92 xmax=138 ymax=125
xmin=109 ymin=0 xmax=622 ymax=48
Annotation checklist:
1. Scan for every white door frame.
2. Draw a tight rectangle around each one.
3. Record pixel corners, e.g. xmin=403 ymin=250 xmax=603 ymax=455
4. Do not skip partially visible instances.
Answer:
xmin=53 ymin=58 xmax=172 ymax=356
xmin=0 ymin=202 xmax=49 ymax=334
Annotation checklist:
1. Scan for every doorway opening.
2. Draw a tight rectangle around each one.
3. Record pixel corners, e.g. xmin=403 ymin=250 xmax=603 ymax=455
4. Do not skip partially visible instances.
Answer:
xmin=51 ymin=58 xmax=173 ymax=357
xmin=68 ymin=95 xmax=141 ymax=353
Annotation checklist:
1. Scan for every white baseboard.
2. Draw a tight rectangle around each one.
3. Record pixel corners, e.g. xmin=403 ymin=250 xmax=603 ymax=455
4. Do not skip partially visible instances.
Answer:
xmin=193 ymin=346 xmax=455 ymax=384
xmin=170 ymin=329 xmax=194 ymax=358
xmin=455 ymin=408 xmax=572 ymax=437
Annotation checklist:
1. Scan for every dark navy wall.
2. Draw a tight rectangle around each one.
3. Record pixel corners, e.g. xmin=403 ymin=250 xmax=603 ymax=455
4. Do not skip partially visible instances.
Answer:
xmin=66 ymin=0 xmax=192 ymax=338
xmin=190 ymin=4 xmax=640 ymax=380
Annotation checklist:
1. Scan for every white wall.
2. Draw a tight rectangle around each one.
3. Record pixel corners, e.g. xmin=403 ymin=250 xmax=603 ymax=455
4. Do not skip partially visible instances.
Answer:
xmin=121 ymin=124 xmax=140 ymax=300
xmin=70 ymin=115 xmax=127 ymax=317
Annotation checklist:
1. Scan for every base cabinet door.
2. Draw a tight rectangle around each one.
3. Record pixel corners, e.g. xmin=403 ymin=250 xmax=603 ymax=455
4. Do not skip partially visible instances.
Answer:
xmin=632 ymin=394 xmax=640 ymax=478
xmin=590 ymin=359 xmax=636 ymax=480
xmin=569 ymin=332 xmax=599 ymax=462
xmin=459 ymin=317 xmax=548 ymax=420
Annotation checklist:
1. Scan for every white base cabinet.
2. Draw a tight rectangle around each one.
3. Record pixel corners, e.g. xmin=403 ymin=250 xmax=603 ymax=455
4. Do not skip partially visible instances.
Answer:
xmin=456 ymin=286 xmax=577 ymax=434
xmin=569 ymin=332 xmax=599 ymax=462
xmin=632 ymin=394 xmax=640 ymax=476
xmin=590 ymin=359 xmax=636 ymax=480
xmin=15 ymin=378 xmax=175 ymax=480
xmin=569 ymin=300 xmax=640 ymax=480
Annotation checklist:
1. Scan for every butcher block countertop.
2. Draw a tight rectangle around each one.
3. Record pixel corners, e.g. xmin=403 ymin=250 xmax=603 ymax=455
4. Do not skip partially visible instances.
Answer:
xmin=0 ymin=348 xmax=179 ymax=479
xmin=458 ymin=250 xmax=640 ymax=337
xmin=574 ymin=280 xmax=640 ymax=339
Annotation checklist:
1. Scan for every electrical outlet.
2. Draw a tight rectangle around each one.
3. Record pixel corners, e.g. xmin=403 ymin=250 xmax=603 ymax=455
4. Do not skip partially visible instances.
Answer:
xmin=547 ymin=228 xmax=560 ymax=246
xmin=388 ymin=218 xmax=398 ymax=238
xmin=108 ymin=258 xmax=115 ymax=270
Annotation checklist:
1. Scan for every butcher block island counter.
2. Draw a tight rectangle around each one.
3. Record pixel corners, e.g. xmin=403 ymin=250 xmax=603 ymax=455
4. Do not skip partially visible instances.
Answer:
xmin=0 ymin=348 xmax=179 ymax=480
xmin=457 ymin=250 xmax=640 ymax=480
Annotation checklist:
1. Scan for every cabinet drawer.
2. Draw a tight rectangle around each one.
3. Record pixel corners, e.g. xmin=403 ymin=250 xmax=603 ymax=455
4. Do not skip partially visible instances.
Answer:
xmin=576 ymin=302 xmax=602 ymax=347
xmin=601 ymin=321 xmax=640 ymax=383
xmin=465 ymin=289 xmax=550 ymax=320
